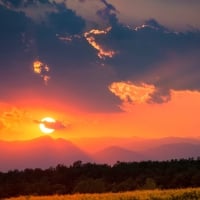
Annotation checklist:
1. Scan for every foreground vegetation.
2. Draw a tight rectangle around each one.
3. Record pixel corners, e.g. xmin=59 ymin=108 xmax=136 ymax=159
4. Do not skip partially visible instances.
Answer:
xmin=6 ymin=188 xmax=200 ymax=200
xmin=1 ymin=159 xmax=200 ymax=198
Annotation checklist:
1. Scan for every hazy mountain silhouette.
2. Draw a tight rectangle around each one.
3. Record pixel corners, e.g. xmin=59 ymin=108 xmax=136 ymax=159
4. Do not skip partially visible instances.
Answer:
xmin=71 ymin=136 xmax=200 ymax=152
xmin=142 ymin=142 xmax=200 ymax=160
xmin=125 ymin=137 xmax=200 ymax=151
xmin=0 ymin=136 xmax=92 ymax=172
xmin=91 ymin=142 xmax=200 ymax=164
xmin=93 ymin=146 xmax=146 ymax=164
xmin=87 ymin=137 xmax=200 ymax=164
xmin=1 ymin=136 xmax=200 ymax=171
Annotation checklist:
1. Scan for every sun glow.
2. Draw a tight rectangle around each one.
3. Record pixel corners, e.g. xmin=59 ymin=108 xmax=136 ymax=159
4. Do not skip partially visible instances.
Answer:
xmin=39 ymin=117 xmax=55 ymax=134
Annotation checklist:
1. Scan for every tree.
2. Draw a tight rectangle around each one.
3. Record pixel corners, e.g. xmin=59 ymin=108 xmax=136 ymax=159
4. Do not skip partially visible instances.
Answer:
xmin=142 ymin=178 xmax=157 ymax=190
xmin=73 ymin=178 xmax=106 ymax=193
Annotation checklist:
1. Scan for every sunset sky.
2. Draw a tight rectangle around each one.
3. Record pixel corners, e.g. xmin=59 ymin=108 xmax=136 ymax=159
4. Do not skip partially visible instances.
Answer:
xmin=1 ymin=0 xmax=200 ymax=141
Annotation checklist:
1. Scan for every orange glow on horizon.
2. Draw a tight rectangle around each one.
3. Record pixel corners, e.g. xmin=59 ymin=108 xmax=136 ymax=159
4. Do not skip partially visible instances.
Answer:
xmin=0 ymin=90 xmax=200 ymax=142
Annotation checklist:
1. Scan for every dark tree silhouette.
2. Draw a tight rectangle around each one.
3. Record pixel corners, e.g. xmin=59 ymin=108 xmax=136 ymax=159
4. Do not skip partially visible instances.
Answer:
xmin=1 ymin=158 xmax=200 ymax=198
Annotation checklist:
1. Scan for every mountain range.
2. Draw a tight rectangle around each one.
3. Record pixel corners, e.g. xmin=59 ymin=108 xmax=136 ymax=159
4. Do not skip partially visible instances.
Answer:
xmin=1 ymin=136 xmax=200 ymax=171
xmin=0 ymin=136 xmax=92 ymax=172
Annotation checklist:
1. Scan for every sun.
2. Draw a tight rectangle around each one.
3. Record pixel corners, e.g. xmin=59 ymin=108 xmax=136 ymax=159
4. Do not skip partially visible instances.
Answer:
xmin=39 ymin=117 xmax=55 ymax=134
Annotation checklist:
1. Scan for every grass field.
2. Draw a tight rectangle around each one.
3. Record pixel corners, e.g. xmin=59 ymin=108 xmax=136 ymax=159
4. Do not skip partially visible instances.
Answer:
xmin=5 ymin=188 xmax=200 ymax=200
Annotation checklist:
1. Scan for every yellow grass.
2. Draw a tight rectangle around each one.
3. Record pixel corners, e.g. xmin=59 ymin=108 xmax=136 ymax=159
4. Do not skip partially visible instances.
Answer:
xmin=6 ymin=188 xmax=200 ymax=200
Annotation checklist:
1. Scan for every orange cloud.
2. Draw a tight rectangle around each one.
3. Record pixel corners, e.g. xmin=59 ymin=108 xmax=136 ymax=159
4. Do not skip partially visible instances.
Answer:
xmin=84 ymin=27 xmax=116 ymax=59
xmin=0 ymin=104 xmax=31 ymax=133
xmin=0 ymin=117 xmax=9 ymax=130
xmin=109 ymin=81 xmax=156 ymax=111
xmin=33 ymin=60 xmax=50 ymax=85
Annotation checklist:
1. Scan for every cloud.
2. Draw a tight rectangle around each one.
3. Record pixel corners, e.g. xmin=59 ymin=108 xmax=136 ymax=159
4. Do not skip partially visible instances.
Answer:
xmin=99 ymin=20 xmax=200 ymax=106
xmin=109 ymin=82 xmax=155 ymax=104
xmin=97 ymin=0 xmax=118 ymax=26
xmin=62 ymin=0 xmax=119 ymax=28
xmin=43 ymin=120 xmax=66 ymax=130
xmin=0 ymin=0 xmax=86 ymax=33
xmin=0 ymin=1 xmax=200 ymax=112
xmin=108 ymin=0 xmax=200 ymax=30
xmin=84 ymin=27 xmax=116 ymax=59
xmin=33 ymin=60 xmax=51 ymax=85
xmin=0 ymin=104 xmax=30 ymax=130
xmin=100 ymin=0 xmax=116 ymax=12
xmin=0 ymin=0 xmax=57 ymax=22
xmin=78 ymin=0 xmax=86 ymax=2
xmin=109 ymin=82 xmax=156 ymax=111
xmin=34 ymin=119 xmax=67 ymax=130
xmin=48 ymin=4 xmax=86 ymax=35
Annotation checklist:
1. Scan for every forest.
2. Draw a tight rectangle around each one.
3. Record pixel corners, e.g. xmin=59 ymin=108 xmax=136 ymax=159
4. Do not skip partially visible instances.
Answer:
xmin=1 ymin=158 xmax=200 ymax=198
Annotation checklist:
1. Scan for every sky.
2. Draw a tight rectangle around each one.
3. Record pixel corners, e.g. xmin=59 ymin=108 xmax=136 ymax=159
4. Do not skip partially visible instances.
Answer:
xmin=0 ymin=0 xmax=200 ymax=141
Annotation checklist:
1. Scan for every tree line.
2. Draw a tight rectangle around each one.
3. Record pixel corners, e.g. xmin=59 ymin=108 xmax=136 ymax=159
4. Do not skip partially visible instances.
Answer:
xmin=1 ymin=158 xmax=200 ymax=198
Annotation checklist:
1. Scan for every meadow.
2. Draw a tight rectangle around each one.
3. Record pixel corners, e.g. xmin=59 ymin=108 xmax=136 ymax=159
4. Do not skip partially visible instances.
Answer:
xmin=6 ymin=188 xmax=200 ymax=200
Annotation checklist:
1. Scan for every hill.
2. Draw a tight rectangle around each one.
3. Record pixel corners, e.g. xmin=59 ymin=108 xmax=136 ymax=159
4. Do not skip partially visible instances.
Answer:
xmin=0 ymin=136 xmax=92 ymax=171
xmin=143 ymin=142 xmax=200 ymax=160
xmin=1 ymin=136 xmax=200 ymax=171
xmin=93 ymin=146 xmax=146 ymax=164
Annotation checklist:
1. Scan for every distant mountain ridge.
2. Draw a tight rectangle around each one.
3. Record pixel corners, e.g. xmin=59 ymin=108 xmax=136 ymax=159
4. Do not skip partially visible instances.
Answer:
xmin=92 ymin=142 xmax=200 ymax=164
xmin=71 ymin=136 xmax=200 ymax=152
xmin=0 ymin=136 xmax=92 ymax=172
xmin=93 ymin=146 xmax=146 ymax=164
xmin=1 ymin=136 xmax=200 ymax=171
xmin=142 ymin=142 xmax=200 ymax=161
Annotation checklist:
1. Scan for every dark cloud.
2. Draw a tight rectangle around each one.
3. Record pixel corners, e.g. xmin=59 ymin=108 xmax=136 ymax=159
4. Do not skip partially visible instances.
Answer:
xmin=102 ymin=20 xmax=200 ymax=103
xmin=0 ymin=1 xmax=120 ymax=112
xmin=1 ymin=0 xmax=22 ymax=7
xmin=48 ymin=4 xmax=85 ymax=35
xmin=1 ymin=0 xmax=51 ymax=7
xmin=97 ymin=0 xmax=118 ymax=27
xmin=101 ymin=0 xmax=116 ymax=11
xmin=0 ymin=1 xmax=200 ymax=112
xmin=0 ymin=5 xmax=33 ymax=89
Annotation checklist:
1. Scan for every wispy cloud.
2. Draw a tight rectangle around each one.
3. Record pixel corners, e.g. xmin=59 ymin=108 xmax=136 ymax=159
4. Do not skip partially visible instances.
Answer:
xmin=84 ymin=27 xmax=116 ymax=59
xmin=0 ymin=105 xmax=30 ymax=130
xmin=34 ymin=119 xmax=67 ymax=130
xmin=33 ymin=60 xmax=51 ymax=85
